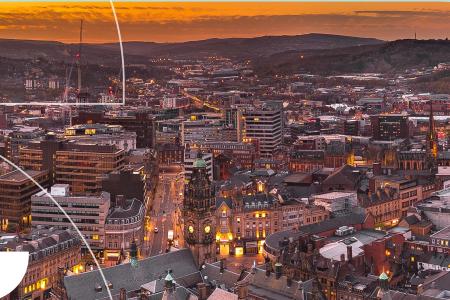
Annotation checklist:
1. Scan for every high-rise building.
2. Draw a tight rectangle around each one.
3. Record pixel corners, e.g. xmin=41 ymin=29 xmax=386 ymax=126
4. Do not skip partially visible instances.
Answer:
xmin=183 ymin=153 xmax=217 ymax=265
xmin=242 ymin=103 xmax=283 ymax=158
xmin=19 ymin=134 xmax=125 ymax=195
xmin=0 ymin=169 xmax=49 ymax=232
xmin=224 ymin=106 xmax=244 ymax=142
xmin=370 ymin=114 xmax=409 ymax=141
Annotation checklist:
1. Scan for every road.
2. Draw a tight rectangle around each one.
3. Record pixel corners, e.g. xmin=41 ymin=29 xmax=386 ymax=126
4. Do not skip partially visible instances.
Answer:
xmin=144 ymin=172 xmax=184 ymax=257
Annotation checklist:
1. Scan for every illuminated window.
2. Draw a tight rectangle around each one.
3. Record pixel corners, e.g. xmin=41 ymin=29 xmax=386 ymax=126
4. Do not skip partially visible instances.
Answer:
xmin=411 ymin=257 xmax=415 ymax=262
xmin=85 ymin=128 xmax=96 ymax=135
xmin=188 ymin=226 xmax=194 ymax=234
xmin=262 ymin=213 xmax=266 ymax=218
xmin=204 ymin=225 xmax=211 ymax=234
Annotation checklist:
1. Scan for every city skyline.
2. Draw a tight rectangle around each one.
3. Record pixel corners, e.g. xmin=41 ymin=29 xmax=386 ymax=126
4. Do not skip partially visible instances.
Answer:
xmin=0 ymin=2 xmax=449 ymax=43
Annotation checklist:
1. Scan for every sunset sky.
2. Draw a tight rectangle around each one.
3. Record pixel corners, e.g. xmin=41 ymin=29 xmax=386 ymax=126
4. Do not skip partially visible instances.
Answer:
xmin=0 ymin=2 xmax=449 ymax=43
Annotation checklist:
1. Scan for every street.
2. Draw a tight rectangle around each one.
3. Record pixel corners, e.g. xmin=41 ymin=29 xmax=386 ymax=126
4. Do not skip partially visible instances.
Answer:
xmin=143 ymin=171 xmax=184 ymax=257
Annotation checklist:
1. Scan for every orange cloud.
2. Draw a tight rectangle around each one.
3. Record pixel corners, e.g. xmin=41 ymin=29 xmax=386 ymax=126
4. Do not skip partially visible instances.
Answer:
xmin=0 ymin=2 xmax=448 ymax=43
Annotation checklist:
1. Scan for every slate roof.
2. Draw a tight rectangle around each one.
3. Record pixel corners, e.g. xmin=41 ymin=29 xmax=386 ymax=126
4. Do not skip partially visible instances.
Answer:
xmin=215 ymin=197 xmax=233 ymax=210
xmin=243 ymin=267 xmax=304 ymax=300
xmin=64 ymin=249 xmax=199 ymax=300
xmin=201 ymin=262 xmax=241 ymax=289
xmin=207 ymin=288 xmax=237 ymax=300
xmin=322 ymin=165 xmax=362 ymax=189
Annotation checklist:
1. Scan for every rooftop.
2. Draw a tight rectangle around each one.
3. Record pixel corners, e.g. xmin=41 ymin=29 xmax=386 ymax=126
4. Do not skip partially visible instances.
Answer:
xmin=0 ymin=169 xmax=46 ymax=183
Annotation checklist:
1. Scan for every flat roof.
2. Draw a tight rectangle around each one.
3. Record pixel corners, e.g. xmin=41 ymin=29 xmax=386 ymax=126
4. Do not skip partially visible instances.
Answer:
xmin=313 ymin=191 xmax=356 ymax=200
xmin=0 ymin=170 xmax=45 ymax=182
xmin=321 ymin=230 xmax=388 ymax=261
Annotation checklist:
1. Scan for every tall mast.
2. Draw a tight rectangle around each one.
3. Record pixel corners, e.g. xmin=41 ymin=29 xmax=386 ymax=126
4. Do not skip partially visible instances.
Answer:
xmin=77 ymin=19 xmax=83 ymax=93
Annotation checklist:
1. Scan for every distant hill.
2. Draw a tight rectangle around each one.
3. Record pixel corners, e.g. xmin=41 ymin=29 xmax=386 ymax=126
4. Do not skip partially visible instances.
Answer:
xmin=97 ymin=33 xmax=384 ymax=59
xmin=0 ymin=39 xmax=141 ymax=65
xmin=253 ymin=39 xmax=450 ymax=75
xmin=0 ymin=34 xmax=384 ymax=63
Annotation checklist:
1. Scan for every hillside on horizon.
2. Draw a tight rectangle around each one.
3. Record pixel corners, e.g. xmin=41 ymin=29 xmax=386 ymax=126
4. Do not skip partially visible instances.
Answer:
xmin=253 ymin=39 xmax=450 ymax=75
xmin=0 ymin=33 xmax=384 ymax=63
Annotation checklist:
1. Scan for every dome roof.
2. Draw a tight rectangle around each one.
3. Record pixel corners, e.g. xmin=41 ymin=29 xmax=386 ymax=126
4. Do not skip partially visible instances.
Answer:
xmin=193 ymin=157 xmax=207 ymax=168
xmin=379 ymin=272 xmax=389 ymax=280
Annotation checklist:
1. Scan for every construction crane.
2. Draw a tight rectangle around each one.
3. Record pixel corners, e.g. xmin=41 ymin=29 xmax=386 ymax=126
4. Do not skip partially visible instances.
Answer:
xmin=77 ymin=20 xmax=83 ymax=94
xmin=62 ymin=20 xmax=83 ymax=125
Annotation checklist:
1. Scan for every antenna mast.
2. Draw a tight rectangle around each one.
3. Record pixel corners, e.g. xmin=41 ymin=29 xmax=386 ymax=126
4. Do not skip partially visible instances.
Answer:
xmin=77 ymin=19 xmax=83 ymax=93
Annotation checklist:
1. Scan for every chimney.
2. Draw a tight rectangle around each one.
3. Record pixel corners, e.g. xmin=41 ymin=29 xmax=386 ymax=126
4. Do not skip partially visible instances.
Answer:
xmin=237 ymin=281 xmax=249 ymax=300
xmin=347 ymin=245 xmax=353 ymax=262
xmin=197 ymin=282 xmax=208 ymax=300
xmin=140 ymin=292 xmax=149 ymax=300
xmin=119 ymin=288 xmax=127 ymax=300
xmin=369 ymin=178 xmax=376 ymax=193
xmin=287 ymin=276 xmax=292 ymax=288
xmin=373 ymin=162 xmax=382 ymax=176
xmin=116 ymin=195 xmax=126 ymax=208
xmin=219 ymin=258 xmax=225 ymax=273
xmin=265 ymin=262 xmax=271 ymax=277
xmin=275 ymin=263 xmax=282 ymax=279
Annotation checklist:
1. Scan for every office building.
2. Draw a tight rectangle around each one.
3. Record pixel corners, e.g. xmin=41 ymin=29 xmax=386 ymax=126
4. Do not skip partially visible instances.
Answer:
xmin=242 ymin=103 xmax=283 ymax=158
xmin=0 ymin=169 xmax=49 ymax=232
xmin=371 ymin=114 xmax=409 ymax=141
xmin=19 ymin=134 xmax=125 ymax=195
xmin=64 ymin=124 xmax=137 ymax=152
xmin=31 ymin=184 xmax=111 ymax=250
xmin=73 ymin=110 xmax=156 ymax=148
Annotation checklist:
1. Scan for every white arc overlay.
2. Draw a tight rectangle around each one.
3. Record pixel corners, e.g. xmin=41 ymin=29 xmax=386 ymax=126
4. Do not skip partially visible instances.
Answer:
xmin=0 ymin=155 xmax=113 ymax=299
xmin=0 ymin=252 xmax=29 ymax=298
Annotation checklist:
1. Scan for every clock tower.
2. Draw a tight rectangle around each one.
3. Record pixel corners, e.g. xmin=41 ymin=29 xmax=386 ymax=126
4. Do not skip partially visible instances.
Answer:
xmin=183 ymin=152 xmax=216 ymax=266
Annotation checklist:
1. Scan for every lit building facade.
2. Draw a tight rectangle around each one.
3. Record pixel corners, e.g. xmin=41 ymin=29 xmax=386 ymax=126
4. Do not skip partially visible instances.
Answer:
xmin=0 ymin=169 xmax=49 ymax=232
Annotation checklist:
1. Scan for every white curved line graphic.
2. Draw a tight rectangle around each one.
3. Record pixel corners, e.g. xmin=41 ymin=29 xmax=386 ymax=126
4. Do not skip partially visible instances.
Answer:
xmin=0 ymin=155 xmax=113 ymax=300
xmin=110 ymin=0 xmax=126 ymax=105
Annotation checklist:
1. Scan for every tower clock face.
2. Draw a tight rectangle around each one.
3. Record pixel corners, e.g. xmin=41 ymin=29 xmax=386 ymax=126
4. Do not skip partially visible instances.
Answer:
xmin=188 ymin=225 xmax=194 ymax=234
xmin=204 ymin=225 xmax=211 ymax=234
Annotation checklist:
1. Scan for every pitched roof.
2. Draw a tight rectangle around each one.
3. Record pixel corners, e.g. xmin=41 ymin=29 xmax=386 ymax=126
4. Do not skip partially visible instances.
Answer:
xmin=64 ymin=249 xmax=198 ymax=300
xmin=207 ymin=288 xmax=238 ymax=300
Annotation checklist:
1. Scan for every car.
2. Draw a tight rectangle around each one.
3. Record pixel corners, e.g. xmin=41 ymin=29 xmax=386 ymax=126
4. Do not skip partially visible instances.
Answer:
xmin=154 ymin=227 xmax=159 ymax=233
